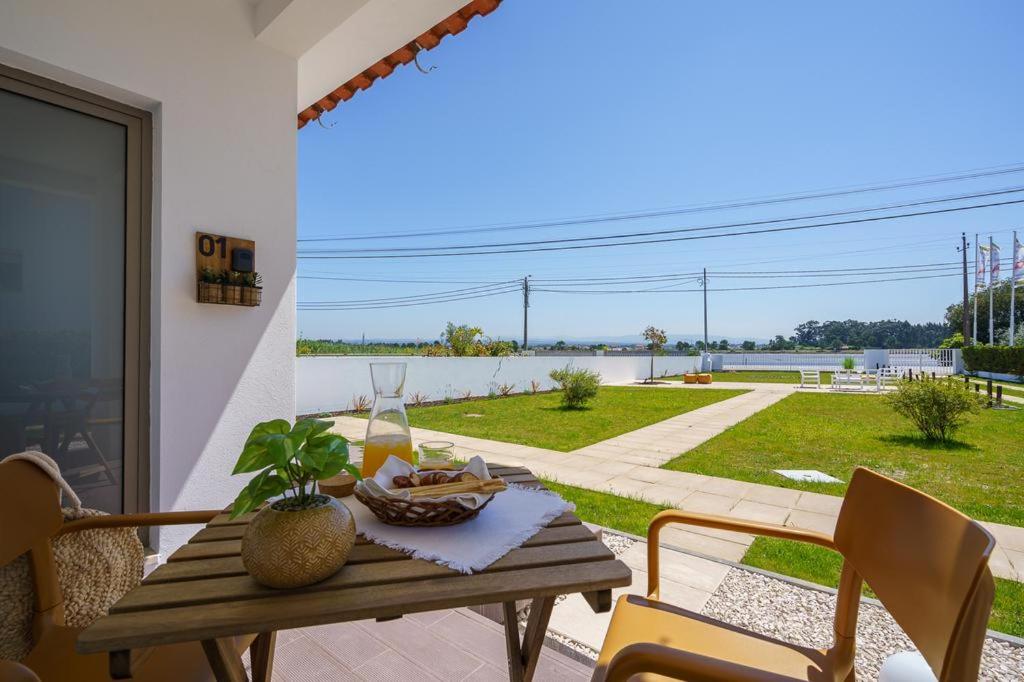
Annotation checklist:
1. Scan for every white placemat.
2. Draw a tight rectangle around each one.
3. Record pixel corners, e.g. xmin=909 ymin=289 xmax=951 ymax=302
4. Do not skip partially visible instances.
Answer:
xmin=345 ymin=480 xmax=574 ymax=574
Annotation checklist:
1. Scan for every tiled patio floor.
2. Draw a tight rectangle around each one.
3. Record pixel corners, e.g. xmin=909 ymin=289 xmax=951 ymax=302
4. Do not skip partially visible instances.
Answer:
xmin=251 ymin=607 xmax=593 ymax=681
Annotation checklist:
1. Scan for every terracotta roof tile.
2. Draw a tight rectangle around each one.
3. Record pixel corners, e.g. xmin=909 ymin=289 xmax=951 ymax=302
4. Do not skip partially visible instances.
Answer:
xmin=297 ymin=0 xmax=501 ymax=129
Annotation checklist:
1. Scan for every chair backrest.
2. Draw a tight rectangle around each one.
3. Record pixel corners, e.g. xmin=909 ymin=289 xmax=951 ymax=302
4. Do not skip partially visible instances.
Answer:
xmin=0 ymin=459 xmax=63 ymax=566
xmin=833 ymin=468 xmax=995 ymax=681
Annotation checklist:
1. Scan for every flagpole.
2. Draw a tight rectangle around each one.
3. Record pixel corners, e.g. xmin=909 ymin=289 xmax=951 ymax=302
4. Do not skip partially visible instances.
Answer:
xmin=973 ymin=233 xmax=979 ymax=344
xmin=1012 ymin=230 xmax=1018 ymax=346
xmin=989 ymin=235 xmax=995 ymax=344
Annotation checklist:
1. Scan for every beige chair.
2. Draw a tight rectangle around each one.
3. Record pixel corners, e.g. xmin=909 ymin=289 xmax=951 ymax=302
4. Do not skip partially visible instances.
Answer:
xmin=0 ymin=459 xmax=254 ymax=682
xmin=593 ymin=468 xmax=995 ymax=681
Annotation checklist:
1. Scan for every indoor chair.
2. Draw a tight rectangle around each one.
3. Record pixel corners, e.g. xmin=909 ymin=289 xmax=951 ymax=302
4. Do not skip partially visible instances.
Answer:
xmin=592 ymin=467 xmax=995 ymax=681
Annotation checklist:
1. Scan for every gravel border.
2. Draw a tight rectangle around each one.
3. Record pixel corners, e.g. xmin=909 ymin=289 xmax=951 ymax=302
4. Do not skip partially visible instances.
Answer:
xmin=703 ymin=567 xmax=1023 ymax=681
xmin=543 ymin=528 xmax=1022 ymax=679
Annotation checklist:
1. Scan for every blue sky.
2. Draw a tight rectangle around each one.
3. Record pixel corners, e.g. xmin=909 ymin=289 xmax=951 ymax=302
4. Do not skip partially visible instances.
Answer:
xmin=297 ymin=0 xmax=1024 ymax=343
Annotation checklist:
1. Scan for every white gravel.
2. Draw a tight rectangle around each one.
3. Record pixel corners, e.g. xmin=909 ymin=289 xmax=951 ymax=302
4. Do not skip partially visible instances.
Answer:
xmin=600 ymin=530 xmax=636 ymax=557
xmin=702 ymin=568 xmax=1024 ymax=681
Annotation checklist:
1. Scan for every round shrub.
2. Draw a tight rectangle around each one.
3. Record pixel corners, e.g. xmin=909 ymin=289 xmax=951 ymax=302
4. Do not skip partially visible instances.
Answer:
xmin=549 ymin=366 xmax=601 ymax=409
xmin=884 ymin=378 xmax=983 ymax=442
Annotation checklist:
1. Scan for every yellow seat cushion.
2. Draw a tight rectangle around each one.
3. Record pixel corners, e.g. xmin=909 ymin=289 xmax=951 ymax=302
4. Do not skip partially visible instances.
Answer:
xmin=593 ymin=595 xmax=840 ymax=681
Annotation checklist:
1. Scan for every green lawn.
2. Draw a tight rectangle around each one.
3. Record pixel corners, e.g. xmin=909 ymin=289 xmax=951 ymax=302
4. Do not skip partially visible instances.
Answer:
xmin=546 ymin=481 xmax=1024 ymax=638
xmin=393 ymin=386 xmax=745 ymax=451
xmin=663 ymin=392 xmax=1024 ymax=526
xmin=662 ymin=370 xmax=834 ymax=384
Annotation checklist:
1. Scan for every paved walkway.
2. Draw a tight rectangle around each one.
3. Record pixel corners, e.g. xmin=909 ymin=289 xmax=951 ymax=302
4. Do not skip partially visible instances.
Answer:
xmin=330 ymin=384 xmax=1024 ymax=582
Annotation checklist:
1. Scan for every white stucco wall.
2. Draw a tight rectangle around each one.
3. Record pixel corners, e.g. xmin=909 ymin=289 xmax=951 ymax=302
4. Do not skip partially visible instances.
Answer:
xmin=297 ymin=355 xmax=703 ymax=415
xmin=0 ymin=1 xmax=297 ymax=555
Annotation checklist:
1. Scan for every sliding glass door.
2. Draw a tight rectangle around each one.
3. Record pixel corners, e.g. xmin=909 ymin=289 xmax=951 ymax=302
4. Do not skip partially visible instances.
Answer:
xmin=0 ymin=65 xmax=149 ymax=514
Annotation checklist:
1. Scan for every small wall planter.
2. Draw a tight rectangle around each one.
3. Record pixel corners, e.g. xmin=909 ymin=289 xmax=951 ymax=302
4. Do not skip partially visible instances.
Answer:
xmin=196 ymin=282 xmax=262 ymax=307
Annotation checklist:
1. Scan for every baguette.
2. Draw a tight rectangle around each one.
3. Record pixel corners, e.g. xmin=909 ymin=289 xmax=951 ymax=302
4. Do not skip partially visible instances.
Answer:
xmin=389 ymin=478 xmax=506 ymax=499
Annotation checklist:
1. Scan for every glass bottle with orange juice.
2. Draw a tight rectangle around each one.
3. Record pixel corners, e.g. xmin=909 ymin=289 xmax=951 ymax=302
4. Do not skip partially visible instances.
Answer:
xmin=362 ymin=362 xmax=414 ymax=477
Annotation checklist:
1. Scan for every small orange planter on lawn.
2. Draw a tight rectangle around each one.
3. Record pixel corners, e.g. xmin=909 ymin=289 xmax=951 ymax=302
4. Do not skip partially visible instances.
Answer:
xmin=697 ymin=373 xmax=713 ymax=384
xmin=683 ymin=373 xmax=699 ymax=384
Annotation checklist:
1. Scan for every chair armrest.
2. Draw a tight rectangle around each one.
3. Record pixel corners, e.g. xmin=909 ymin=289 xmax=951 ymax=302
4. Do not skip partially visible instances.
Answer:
xmin=56 ymin=510 xmax=220 ymax=536
xmin=646 ymin=509 xmax=834 ymax=598
xmin=602 ymin=642 xmax=793 ymax=682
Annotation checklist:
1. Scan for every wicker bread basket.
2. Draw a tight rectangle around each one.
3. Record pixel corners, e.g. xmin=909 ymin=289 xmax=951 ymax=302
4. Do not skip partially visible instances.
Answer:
xmin=353 ymin=486 xmax=498 ymax=526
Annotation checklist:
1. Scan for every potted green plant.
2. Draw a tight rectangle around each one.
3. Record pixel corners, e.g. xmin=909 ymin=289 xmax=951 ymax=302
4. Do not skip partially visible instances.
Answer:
xmin=230 ymin=418 xmax=360 ymax=588
xmin=198 ymin=266 xmax=224 ymax=303
xmin=223 ymin=270 xmax=245 ymax=304
xmin=240 ymin=271 xmax=262 ymax=306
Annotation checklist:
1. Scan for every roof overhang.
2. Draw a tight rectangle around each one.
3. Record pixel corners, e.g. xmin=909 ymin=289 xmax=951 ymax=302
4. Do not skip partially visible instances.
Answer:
xmin=251 ymin=0 xmax=500 ymax=129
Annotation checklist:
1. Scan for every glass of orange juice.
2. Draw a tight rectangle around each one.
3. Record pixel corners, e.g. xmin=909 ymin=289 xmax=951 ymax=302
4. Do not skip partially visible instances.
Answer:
xmin=362 ymin=362 xmax=414 ymax=477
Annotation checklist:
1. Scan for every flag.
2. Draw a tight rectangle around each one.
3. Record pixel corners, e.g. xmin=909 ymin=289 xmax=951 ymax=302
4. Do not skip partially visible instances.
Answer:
xmin=991 ymin=241 xmax=1001 ymax=282
xmin=977 ymin=245 xmax=989 ymax=289
xmin=1015 ymin=234 xmax=1024 ymax=285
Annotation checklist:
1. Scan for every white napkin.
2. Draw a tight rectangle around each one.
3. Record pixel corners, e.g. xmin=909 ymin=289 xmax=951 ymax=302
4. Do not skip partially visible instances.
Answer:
xmin=348 ymin=461 xmax=574 ymax=574
xmin=357 ymin=455 xmax=495 ymax=509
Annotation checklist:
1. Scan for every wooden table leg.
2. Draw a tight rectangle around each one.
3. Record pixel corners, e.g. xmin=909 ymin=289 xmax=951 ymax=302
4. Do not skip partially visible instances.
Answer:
xmin=502 ymin=596 xmax=556 ymax=682
xmin=201 ymin=637 xmax=249 ymax=682
xmin=249 ymin=632 xmax=276 ymax=682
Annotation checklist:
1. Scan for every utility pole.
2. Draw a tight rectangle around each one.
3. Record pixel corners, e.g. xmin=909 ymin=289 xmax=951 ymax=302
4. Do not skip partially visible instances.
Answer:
xmin=989 ymin=235 xmax=995 ymax=344
xmin=958 ymin=233 xmax=970 ymax=342
xmin=522 ymin=275 xmax=530 ymax=350
xmin=702 ymin=268 xmax=709 ymax=352
xmin=972 ymin=233 xmax=979 ymax=345
xmin=1012 ymin=230 xmax=1018 ymax=346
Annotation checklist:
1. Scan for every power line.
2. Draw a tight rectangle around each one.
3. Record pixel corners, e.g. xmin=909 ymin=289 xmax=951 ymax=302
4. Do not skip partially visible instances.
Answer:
xmin=299 ymin=281 xmax=519 ymax=306
xmin=299 ymin=187 xmax=1024 ymax=256
xmin=296 ymin=196 xmax=1024 ymax=260
xmin=533 ymin=271 xmax=962 ymax=294
xmin=298 ymin=274 xmax=507 ymax=284
xmin=297 ymin=162 xmax=1024 ymax=242
xmin=297 ymin=287 xmax=520 ymax=311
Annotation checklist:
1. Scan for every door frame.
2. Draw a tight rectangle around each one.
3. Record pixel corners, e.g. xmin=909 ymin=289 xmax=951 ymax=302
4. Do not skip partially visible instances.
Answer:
xmin=0 ymin=62 xmax=152 ymax=516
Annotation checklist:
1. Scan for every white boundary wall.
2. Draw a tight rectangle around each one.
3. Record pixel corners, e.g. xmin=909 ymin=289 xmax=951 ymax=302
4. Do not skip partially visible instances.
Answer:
xmin=297 ymin=355 xmax=702 ymax=415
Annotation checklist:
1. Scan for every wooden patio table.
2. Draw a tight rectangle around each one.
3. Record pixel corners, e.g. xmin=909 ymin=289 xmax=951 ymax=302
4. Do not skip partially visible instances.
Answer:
xmin=77 ymin=464 xmax=631 ymax=681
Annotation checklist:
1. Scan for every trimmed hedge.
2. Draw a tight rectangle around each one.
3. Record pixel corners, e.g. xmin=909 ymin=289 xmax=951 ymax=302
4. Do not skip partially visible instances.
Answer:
xmin=962 ymin=345 xmax=1024 ymax=377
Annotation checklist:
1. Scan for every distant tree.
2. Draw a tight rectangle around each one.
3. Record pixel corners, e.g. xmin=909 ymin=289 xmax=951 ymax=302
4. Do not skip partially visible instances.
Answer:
xmin=442 ymin=322 xmax=484 ymax=356
xmin=554 ymin=340 xmax=567 ymax=350
xmin=718 ymin=339 xmax=730 ymax=350
xmin=642 ymin=326 xmax=667 ymax=382
xmin=767 ymin=335 xmax=797 ymax=351
xmin=675 ymin=341 xmax=685 ymax=351
xmin=695 ymin=340 xmax=706 ymax=351
xmin=741 ymin=340 xmax=756 ymax=351
xmin=939 ymin=333 xmax=964 ymax=349
xmin=946 ymin=281 xmax=1021 ymax=345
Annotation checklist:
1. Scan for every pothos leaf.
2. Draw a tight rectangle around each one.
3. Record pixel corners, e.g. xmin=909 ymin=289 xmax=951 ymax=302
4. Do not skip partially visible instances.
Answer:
xmin=230 ymin=469 xmax=290 ymax=518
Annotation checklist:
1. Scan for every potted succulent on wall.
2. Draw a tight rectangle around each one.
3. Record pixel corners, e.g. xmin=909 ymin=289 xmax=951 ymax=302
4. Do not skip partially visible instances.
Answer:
xmin=230 ymin=418 xmax=360 ymax=588
xmin=198 ymin=266 xmax=224 ymax=303
xmin=222 ymin=270 xmax=245 ymax=304
xmin=240 ymin=271 xmax=262 ymax=306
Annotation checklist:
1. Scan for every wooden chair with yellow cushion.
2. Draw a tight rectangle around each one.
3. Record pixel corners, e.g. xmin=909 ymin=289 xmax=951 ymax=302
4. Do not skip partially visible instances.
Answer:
xmin=0 ymin=458 xmax=254 ymax=682
xmin=592 ymin=467 xmax=996 ymax=682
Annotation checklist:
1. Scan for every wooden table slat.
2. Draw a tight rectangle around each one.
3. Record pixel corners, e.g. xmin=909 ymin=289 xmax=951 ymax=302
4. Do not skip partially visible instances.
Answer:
xmin=79 ymin=560 xmax=631 ymax=653
xmin=113 ymin=539 xmax=614 ymax=614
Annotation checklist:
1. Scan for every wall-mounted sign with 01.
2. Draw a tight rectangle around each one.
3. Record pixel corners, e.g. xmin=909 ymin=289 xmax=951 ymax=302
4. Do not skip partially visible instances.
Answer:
xmin=195 ymin=231 xmax=261 ymax=307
